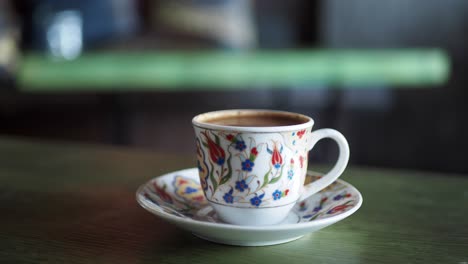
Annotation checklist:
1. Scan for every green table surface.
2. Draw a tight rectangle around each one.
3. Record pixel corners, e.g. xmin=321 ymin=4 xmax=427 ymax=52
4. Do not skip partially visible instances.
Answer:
xmin=0 ymin=137 xmax=466 ymax=263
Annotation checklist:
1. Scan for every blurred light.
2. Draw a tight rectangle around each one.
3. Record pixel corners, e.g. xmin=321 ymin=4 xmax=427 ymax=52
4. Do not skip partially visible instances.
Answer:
xmin=46 ymin=10 xmax=83 ymax=60
xmin=19 ymin=50 xmax=450 ymax=90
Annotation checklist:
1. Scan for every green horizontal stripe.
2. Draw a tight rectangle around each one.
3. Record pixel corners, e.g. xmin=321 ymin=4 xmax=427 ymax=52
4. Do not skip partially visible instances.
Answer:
xmin=18 ymin=49 xmax=450 ymax=91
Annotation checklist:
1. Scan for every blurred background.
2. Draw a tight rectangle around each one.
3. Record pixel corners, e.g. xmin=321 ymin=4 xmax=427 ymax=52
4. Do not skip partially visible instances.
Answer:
xmin=1 ymin=0 xmax=467 ymax=173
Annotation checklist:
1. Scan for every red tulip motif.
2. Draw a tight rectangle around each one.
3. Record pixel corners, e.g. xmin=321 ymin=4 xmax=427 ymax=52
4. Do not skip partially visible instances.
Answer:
xmin=153 ymin=182 xmax=173 ymax=204
xmin=297 ymin=129 xmax=306 ymax=139
xmin=271 ymin=143 xmax=283 ymax=169
xmin=299 ymin=155 xmax=305 ymax=168
xmin=327 ymin=202 xmax=353 ymax=214
xmin=202 ymin=132 xmax=226 ymax=166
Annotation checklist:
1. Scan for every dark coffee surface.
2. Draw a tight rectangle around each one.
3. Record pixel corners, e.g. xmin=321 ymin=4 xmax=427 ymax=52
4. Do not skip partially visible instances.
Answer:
xmin=204 ymin=114 xmax=304 ymax=127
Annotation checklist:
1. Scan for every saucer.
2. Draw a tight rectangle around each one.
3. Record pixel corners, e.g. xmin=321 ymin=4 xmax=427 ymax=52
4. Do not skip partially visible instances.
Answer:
xmin=136 ymin=168 xmax=362 ymax=246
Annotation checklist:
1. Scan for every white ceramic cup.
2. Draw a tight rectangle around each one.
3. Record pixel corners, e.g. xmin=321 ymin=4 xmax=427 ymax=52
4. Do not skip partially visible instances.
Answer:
xmin=192 ymin=109 xmax=349 ymax=226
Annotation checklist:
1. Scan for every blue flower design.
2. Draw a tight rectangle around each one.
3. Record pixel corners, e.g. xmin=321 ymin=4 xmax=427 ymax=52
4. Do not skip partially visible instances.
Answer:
xmin=287 ymin=169 xmax=294 ymax=180
xmin=235 ymin=180 xmax=248 ymax=192
xmin=333 ymin=194 xmax=343 ymax=201
xmin=274 ymin=163 xmax=281 ymax=169
xmin=250 ymin=194 xmax=264 ymax=207
xmin=235 ymin=140 xmax=247 ymax=151
xmin=216 ymin=157 xmax=225 ymax=166
xmin=223 ymin=188 xmax=234 ymax=204
xmin=241 ymin=159 xmax=254 ymax=172
xmin=313 ymin=206 xmax=322 ymax=212
xmin=272 ymin=190 xmax=282 ymax=200
xmin=185 ymin=187 xmax=198 ymax=194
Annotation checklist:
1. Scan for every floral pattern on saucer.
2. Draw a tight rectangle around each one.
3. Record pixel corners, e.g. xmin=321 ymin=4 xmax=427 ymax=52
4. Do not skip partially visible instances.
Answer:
xmin=143 ymin=174 xmax=208 ymax=218
xmin=137 ymin=168 xmax=362 ymax=246
xmin=141 ymin=169 xmax=358 ymax=224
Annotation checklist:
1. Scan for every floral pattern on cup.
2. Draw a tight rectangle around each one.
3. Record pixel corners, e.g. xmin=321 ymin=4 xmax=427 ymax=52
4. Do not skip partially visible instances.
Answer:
xmin=195 ymin=129 xmax=312 ymax=208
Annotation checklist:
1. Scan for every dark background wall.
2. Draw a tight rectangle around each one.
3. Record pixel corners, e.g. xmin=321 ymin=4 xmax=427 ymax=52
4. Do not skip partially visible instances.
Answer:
xmin=1 ymin=0 xmax=467 ymax=173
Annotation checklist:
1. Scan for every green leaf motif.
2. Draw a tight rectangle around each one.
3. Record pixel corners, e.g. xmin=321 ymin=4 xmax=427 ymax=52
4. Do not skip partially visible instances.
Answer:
xmin=269 ymin=176 xmax=281 ymax=184
xmin=214 ymin=133 xmax=220 ymax=145
xmin=309 ymin=213 xmax=321 ymax=221
xmin=269 ymin=164 xmax=284 ymax=184
xmin=279 ymin=163 xmax=285 ymax=179
xmin=261 ymin=167 xmax=272 ymax=189
xmin=220 ymin=154 xmax=233 ymax=185
xmin=209 ymin=162 xmax=218 ymax=192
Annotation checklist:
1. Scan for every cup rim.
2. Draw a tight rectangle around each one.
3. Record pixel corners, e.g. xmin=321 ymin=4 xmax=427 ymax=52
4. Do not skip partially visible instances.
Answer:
xmin=192 ymin=109 xmax=314 ymax=132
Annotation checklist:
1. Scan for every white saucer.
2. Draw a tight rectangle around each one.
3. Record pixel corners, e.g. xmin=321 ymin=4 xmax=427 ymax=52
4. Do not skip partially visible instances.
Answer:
xmin=136 ymin=168 xmax=362 ymax=246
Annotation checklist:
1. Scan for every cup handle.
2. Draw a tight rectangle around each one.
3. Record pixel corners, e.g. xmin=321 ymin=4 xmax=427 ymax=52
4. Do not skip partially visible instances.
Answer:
xmin=298 ymin=128 xmax=350 ymax=201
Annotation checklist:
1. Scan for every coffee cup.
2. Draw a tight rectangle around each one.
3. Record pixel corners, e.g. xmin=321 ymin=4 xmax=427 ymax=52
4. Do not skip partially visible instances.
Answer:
xmin=192 ymin=109 xmax=349 ymax=225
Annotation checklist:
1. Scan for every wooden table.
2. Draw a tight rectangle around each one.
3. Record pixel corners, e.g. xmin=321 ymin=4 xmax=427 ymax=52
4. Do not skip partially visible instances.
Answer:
xmin=0 ymin=137 xmax=466 ymax=263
